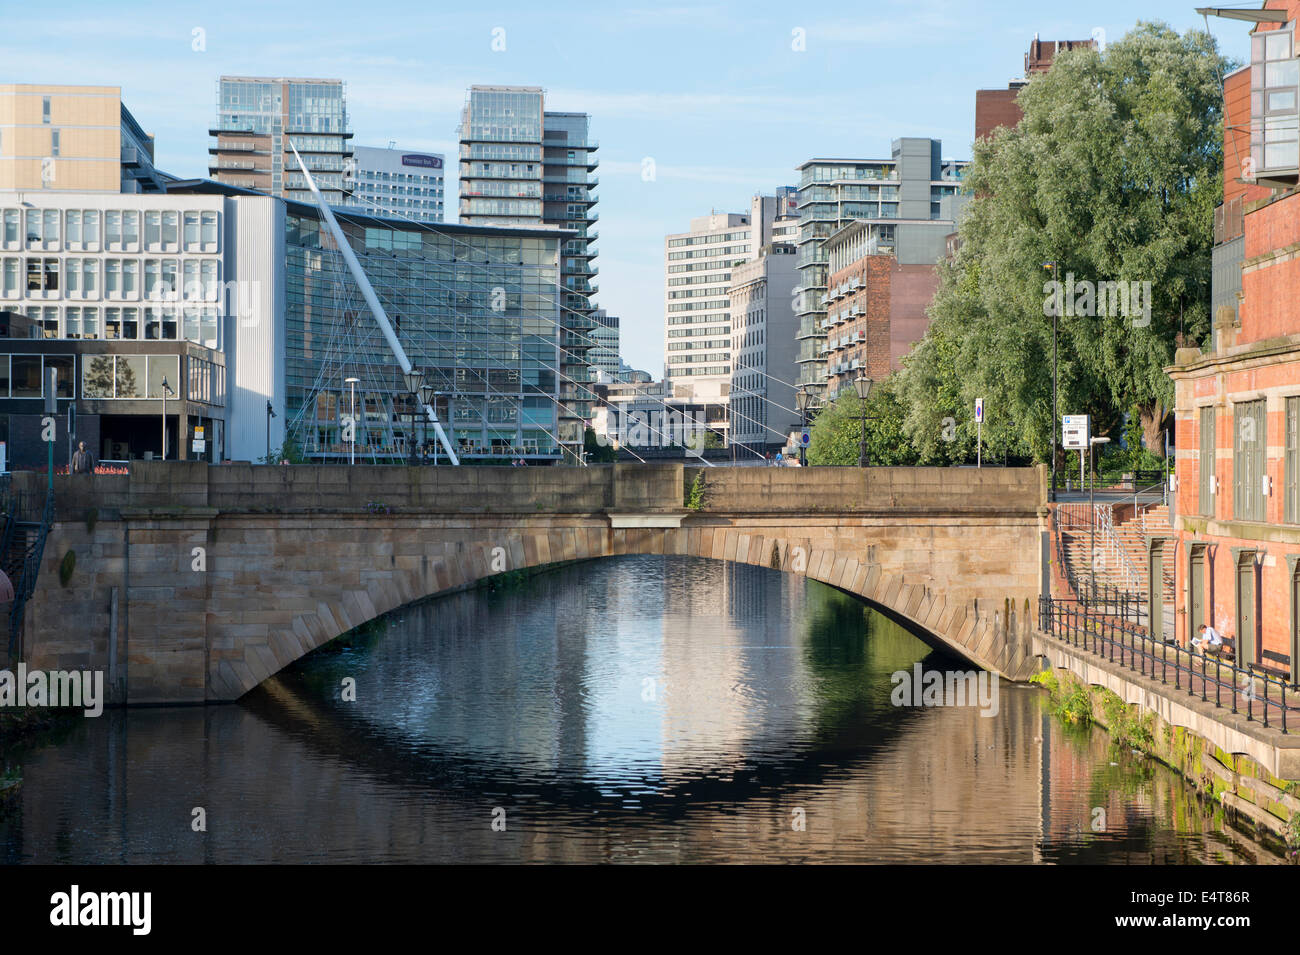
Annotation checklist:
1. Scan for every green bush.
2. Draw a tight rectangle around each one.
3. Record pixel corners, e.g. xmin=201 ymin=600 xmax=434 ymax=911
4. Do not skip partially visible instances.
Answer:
xmin=58 ymin=550 xmax=76 ymax=587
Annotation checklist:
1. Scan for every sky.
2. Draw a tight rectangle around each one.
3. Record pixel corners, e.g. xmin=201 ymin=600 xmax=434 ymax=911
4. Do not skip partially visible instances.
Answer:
xmin=0 ymin=0 xmax=1254 ymax=375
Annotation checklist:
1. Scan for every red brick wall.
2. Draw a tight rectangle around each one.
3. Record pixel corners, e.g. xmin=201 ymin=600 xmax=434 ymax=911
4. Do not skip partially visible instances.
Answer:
xmin=889 ymin=265 xmax=941 ymax=369
xmin=1241 ymin=193 xmax=1300 ymax=344
xmin=975 ymin=88 xmax=1022 ymax=141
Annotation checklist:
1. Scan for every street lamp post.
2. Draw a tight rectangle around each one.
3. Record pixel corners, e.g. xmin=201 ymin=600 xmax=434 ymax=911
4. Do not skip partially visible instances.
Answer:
xmin=265 ymin=400 xmax=276 ymax=463
xmin=795 ymin=387 xmax=809 ymax=467
xmin=160 ymin=376 xmax=175 ymax=461
xmin=1043 ymin=260 xmax=1060 ymax=502
xmin=854 ymin=376 xmax=875 ymax=468
xmin=419 ymin=381 xmax=437 ymax=465
xmin=345 ymin=377 xmax=359 ymax=466
xmin=402 ymin=369 xmax=425 ymax=466
xmin=1089 ymin=435 xmax=1111 ymax=603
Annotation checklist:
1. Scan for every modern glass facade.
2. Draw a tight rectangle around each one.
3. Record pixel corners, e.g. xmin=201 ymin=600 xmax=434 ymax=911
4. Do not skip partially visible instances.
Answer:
xmin=458 ymin=87 xmax=599 ymax=456
xmin=795 ymin=141 xmax=967 ymax=396
xmin=211 ymin=77 xmax=353 ymax=205
xmin=284 ymin=209 xmax=565 ymax=461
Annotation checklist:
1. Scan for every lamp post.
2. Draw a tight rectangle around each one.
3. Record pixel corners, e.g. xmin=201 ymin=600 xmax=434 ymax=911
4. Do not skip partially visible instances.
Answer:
xmin=402 ymin=369 xmax=425 ymax=466
xmin=419 ymin=381 xmax=437 ymax=465
xmin=160 ymin=376 xmax=175 ymax=461
xmin=266 ymin=400 xmax=276 ymax=464
xmin=345 ymin=376 xmax=359 ymax=466
xmin=795 ymin=387 xmax=810 ymax=467
xmin=1043 ymin=260 xmax=1059 ymax=502
xmin=853 ymin=376 xmax=875 ymax=468
xmin=1089 ymin=435 xmax=1111 ymax=602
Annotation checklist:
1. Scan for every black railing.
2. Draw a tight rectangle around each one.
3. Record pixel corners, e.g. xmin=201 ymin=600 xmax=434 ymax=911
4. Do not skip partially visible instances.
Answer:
xmin=1039 ymin=594 xmax=1298 ymax=733
xmin=8 ymin=491 xmax=54 ymax=660
xmin=1053 ymin=510 xmax=1146 ymax=624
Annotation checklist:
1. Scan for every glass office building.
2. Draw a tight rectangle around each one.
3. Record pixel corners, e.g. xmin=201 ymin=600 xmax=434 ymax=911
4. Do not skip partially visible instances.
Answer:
xmin=283 ymin=206 xmax=567 ymax=461
xmin=458 ymin=86 xmax=598 ymax=458
xmin=210 ymin=77 xmax=353 ymax=205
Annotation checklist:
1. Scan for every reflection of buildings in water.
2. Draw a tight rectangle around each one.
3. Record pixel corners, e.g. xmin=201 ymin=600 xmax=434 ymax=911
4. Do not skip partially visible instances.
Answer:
xmin=656 ymin=558 xmax=806 ymax=776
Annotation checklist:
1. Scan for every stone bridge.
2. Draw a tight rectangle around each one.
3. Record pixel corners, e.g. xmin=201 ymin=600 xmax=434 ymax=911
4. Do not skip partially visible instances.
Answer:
xmin=14 ymin=462 xmax=1049 ymax=705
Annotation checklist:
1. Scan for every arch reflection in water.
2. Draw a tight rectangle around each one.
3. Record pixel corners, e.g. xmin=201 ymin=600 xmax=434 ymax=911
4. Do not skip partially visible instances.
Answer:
xmin=0 ymin=556 xmax=1276 ymax=864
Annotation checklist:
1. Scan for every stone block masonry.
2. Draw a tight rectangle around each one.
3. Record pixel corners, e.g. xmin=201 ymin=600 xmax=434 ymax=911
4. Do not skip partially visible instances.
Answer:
xmin=18 ymin=463 xmax=1048 ymax=704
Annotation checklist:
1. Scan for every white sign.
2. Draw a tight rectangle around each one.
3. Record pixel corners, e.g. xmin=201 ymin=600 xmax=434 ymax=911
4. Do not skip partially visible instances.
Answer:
xmin=192 ymin=439 xmax=206 ymax=453
xmin=974 ymin=398 xmax=984 ymax=424
xmin=1062 ymin=414 xmax=1090 ymax=450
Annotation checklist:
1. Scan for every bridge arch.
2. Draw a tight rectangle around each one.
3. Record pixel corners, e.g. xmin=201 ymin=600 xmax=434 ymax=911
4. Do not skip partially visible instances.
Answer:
xmin=199 ymin=519 xmax=1037 ymax=701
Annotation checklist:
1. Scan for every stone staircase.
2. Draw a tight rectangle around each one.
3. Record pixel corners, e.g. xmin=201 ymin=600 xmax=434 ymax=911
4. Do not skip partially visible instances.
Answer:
xmin=1057 ymin=504 xmax=1173 ymax=592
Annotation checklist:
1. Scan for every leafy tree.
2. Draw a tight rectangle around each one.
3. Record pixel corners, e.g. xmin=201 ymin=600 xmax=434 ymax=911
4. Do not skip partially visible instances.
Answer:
xmin=261 ymin=434 xmax=307 ymax=465
xmin=897 ymin=22 xmax=1230 ymax=460
xmin=807 ymin=376 xmax=918 ymax=466
xmin=583 ymin=426 xmax=616 ymax=463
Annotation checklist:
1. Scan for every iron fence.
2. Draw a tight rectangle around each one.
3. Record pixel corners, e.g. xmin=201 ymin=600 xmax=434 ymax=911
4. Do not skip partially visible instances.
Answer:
xmin=1039 ymin=594 xmax=1298 ymax=733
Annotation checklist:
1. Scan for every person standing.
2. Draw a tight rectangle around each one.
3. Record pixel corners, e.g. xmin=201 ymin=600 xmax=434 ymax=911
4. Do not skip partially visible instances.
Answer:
xmin=71 ymin=441 xmax=94 ymax=475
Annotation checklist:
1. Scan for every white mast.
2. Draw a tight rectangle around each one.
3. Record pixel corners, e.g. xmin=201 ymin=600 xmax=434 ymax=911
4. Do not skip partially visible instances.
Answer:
xmin=289 ymin=140 xmax=460 ymax=465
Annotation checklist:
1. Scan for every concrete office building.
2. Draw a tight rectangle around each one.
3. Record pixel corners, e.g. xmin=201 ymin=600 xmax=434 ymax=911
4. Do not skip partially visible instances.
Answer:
xmin=0 ymin=84 xmax=168 ymax=194
xmin=458 ymin=86 xmax=598 ymax=457
xmin=209 ymin=76 xmax=353 ymax=206
xmin=795 ymin=140 xmax=967 ymax=398
xmin=0 ymin=189 xmax=278 ymax=467
xmin=0 ymin=181 xmax=573 ymax=468
xmin=727 ymin=240 xmax=800 ymax=455
xmin=345 ymin=145 xmax=445 ymax=222
xmin=821 ymin=192 xmax=968 ymax=398
xmin=662 ymin=190 xmax=795 ymax=442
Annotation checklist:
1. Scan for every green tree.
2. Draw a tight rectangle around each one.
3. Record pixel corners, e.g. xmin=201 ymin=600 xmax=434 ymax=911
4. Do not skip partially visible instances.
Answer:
xmin=807 ymin=376 xmax=918 ymax=466
xmin=583 ymin=426 xmax=617 ymax=463
xmin=897 ymin=21 xmax=1230 ymax=460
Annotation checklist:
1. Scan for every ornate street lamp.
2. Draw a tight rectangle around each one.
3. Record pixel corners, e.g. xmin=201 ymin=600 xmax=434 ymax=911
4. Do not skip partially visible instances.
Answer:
xmin=419 ymin=381 xmax=437 ymax=464
xmin=854 ymin=375 xmax=874 ymax=468
xmin=402 ymin=369 xmax=425 ymax=466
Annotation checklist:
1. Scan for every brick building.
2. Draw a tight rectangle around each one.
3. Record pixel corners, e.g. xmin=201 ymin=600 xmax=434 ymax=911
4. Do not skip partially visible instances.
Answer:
xmin=1166 ymin=3 xmax=1300 ymax=676
xmin=820 ymin=211 xmax=958 ymax=397
xmin=974 ymin=36 xmax=1096 ymax=141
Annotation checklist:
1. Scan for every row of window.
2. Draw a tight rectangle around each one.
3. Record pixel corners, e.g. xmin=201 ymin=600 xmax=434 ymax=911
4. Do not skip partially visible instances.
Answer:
xmin=1 ymin=209 xmax=220 ymax=253
xmin=1197 ymin=397 xmax=1300 ymax=522
xmin=4 ymin=257 xmax=223 ymax=301
xmin=0 ymin=352 xmax=220 ymax=403
xmin=14 ymin=305 xmax=221 ymax=348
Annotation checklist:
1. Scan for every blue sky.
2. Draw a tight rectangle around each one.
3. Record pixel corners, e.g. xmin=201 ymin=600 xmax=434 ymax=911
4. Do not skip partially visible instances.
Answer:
xmin=1 ymin=0 xmax=1252 ymax=374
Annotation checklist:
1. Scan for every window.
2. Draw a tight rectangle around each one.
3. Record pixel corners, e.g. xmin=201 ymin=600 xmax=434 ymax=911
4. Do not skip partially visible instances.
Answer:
xmin=182 ymin=260 xmax=200 ymax=299
xmin=2 ymin=257 xmax=17 ymax=296
xmin=81 ymin=259 xmax=98 ymax=296
xmin=104 ymin=259 xmax=121 ymax=296
xmin=1251 ymin=26 xmax=1299 ymax=174
xmin=183 ymin=212 xmax=201 ymax=250
xmin=1287 ymin=395 xmax=1299 ymax=523
xmin=122 ymin=260 xmax=138 ymax=297
xmin=144 ymin=211 xmax=161 ymax=249
xmin=122 ymin=210 xmax=140 ymax=249
xmin=2 ymin=209 xmax=19 ymax=248
xmin=161 ymin=211 xmax=178 ymax=250
xmin=25 ymin=209 xmax=40 ymax=245
xmin=83 ymin=210 xmax=99 ymax=248
xmin=42 ymin=210 xmax=58 ymax=245
xmin=42 ymin=96 xmax=50 ymax=124
xmin=200 ymin=212 xmax=218 ymax=249
xmin=1234 ymin=399 xmax=1267 ymax=521
xmin=65 ymin=210 xmax=80 ymax=246
xmin=11 ymin=355 xmax=41 ymax=397
xmin=105 ymin=211 xmax=122 ymax=249
xmin=50 ymin=129 xmax=59 ymax=157
xmin=1200 ymin=406 xmax=1215 ymax=516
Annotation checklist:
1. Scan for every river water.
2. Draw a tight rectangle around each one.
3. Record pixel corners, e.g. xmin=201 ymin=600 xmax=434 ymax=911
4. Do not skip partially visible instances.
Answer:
xmin=0 ymin=555 xmax=1277 ymax=864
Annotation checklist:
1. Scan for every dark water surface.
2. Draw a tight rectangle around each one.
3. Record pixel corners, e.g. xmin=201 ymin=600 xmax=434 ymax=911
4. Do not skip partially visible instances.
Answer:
xmin=0 ymin=556 xmax=1277 ymax=863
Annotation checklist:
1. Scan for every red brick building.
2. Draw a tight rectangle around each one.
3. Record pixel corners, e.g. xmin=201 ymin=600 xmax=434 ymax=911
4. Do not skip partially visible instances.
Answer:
xmin=821 ymin=221 xmax=942 ymax=396
xmin=1165 ymin=3 xmax=1300 ymax=676
xmin=974 ymin=37 xmax=1096 ymax=141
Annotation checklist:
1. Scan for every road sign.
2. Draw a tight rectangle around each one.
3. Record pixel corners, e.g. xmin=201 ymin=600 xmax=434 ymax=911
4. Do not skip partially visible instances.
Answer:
xmin=974 ymin=398 xmax=984 ymax=423
xmin=801 ymin=430 xmax=810 ymax=446
xmin=192 ymin=440 xmax=206 ymax=453
xmin=1063 ymin=414 xmax=1090 ymax=450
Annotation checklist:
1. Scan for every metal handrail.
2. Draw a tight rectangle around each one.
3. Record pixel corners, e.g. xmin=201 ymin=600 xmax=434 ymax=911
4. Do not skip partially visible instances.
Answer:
xmin=1039 ymin=594 xmax=1298 ymax=733
xmin=1094 ymin=502 xmax=1143 ymax=592
xmin=8 ymin=491 xmax=54 ymax=659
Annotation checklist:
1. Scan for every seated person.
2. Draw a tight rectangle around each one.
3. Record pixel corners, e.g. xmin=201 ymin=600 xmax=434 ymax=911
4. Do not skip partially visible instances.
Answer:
xmin=1191 ymin=623 xmax=1224 ymax=655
